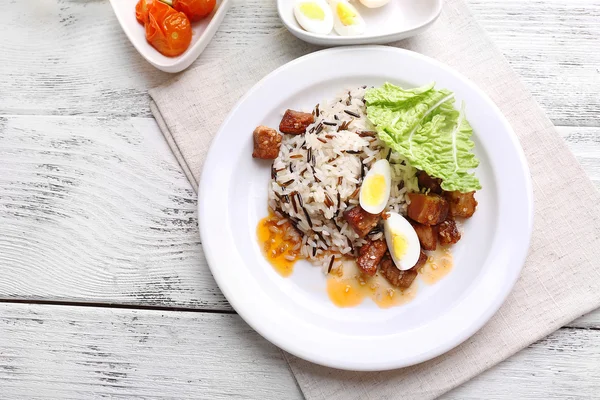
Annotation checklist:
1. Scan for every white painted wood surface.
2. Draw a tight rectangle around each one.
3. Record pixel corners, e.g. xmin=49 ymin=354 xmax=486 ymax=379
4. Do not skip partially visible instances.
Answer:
xmin=1 ymin=0 xmax=598 ymax=125
xmin=0 ymin=303 xmax=598 ymax=399
xmin=1 ymin=0 xmax=600 ymax=398
xmin=0 ymin=303 xmax=302 ymax=399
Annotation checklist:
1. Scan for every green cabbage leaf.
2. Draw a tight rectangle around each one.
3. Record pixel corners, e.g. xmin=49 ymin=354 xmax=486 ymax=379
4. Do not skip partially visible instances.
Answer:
xmin=365 ymin=82 xmax=481 ymax=192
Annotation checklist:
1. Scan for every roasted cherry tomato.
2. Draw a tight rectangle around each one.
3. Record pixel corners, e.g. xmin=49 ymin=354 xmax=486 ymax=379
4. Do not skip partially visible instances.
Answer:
xmin=172 ymin=0 xmax=216 ymax=21
xmin=135 ymin=0 xmax=151 ymax=25
xmin=141 ymin=0 xmax=192 ymax=57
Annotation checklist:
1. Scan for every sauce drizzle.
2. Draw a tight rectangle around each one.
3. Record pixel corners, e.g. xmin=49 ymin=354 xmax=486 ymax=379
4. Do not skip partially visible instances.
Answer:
xmin=256 ymin=214 xmax=301 ymax=277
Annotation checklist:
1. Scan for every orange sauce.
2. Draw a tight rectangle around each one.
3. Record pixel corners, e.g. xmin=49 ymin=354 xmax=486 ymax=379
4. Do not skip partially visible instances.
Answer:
xmin=326 ymin=260 xmax=418 ymax=308
xmin=257 ymin=215 xmax=453 ymax=308
xmin=257 ymin=213 xmax=301 ymax=277
xmin=419 ymin=246 xmax=454 ymax=285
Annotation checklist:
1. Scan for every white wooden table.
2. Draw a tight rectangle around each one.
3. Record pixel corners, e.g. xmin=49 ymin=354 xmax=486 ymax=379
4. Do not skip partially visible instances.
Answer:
xmin=1 ymin=1 xmax=599 ymax=398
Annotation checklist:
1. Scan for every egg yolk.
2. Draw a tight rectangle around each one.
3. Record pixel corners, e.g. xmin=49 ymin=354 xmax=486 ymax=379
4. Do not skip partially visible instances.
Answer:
xmin=336 ymin=2 xmax=357 ymax=26
xmin=300 ymin=2 xmax=325 ymax=20
xmin=362 ymin=174 xmax=386 ymax=207
xmin=391 ymin=232 xmax=408 ymax=259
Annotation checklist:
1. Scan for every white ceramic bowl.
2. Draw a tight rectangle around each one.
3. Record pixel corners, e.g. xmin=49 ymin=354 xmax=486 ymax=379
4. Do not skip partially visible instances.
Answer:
xmin=110 ymin=0 xmax=232 ymax=73
xmin=278 ymin=0 xmax=443 ymax=45
xmin=199 ymin=46 xmax=533 ymax=371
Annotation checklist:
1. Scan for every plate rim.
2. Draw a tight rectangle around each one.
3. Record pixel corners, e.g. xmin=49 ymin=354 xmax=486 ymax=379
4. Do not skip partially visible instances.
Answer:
xmin=198 ymin=45 xmax=534 ymax=371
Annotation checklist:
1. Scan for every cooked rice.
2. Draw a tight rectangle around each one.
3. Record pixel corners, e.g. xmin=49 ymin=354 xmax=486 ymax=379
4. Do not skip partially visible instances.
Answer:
xmin=268 ymin=87 xmax=419 ymax=272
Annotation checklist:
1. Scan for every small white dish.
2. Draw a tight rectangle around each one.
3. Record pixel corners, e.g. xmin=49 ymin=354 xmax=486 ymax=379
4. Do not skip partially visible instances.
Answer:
xmin=109 ymin=0 xmax=232 ymax=73
xmin=199 ymin=46 xmax=533 ymax=371
xmin=278 ymin=0 xmax=443 ymax=45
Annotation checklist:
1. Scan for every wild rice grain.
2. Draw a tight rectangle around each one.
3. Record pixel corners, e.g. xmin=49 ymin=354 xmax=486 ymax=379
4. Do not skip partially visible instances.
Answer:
xmin=358 ymin=131 xmax=376 ymax=137
xmin=303 ymin=207 xmax=313 ymax=228
xmin=344 ymin=110 xmax=360 ymax=118
xmin=291 ymin=193 xmax=298 ymax=213
xmin=315 ymin=123 xmax=323 ymax=134
xmin=327 ymin=256 xmax=336 ymax=274
xmin=324 ymin=193 xmax=334 ymax=208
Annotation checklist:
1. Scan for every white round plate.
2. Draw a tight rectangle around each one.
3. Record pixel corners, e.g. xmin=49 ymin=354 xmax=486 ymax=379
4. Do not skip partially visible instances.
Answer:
xmin=277 ymin=0 xmax=443 ymax=46
xmin=199 ymin=46 xmax=533 ymax=371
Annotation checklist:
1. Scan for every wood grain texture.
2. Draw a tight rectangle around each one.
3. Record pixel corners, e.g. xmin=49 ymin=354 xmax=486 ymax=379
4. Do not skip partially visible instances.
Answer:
xmin=468 ymin=0 xmax=600 ymax=126
xmin=0 ymin=0 xmax=598 ymax=126
xmin=0 ymin=115 xmax=230 ymax=310
xmin=1 ymin=302 xmax=600 ymax=399
xmin=0 ymin=303 xmax=302 ymax=399
xmin=442 ymin=327 xmax=600 ymax=399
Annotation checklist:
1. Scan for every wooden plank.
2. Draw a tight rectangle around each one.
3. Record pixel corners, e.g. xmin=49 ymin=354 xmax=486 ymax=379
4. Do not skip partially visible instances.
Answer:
xmin=468 ymin=0 xmax=600 ymax=126
xmin=0 ymin=303 xmax=302 ymax=399
xmin=0 ymin=0 xmax=598 ymax=126
xmin=1 ymin=302 xmax=600 ymax=399
xmin=442 ymin=327 xmax=600 ymax=399
xmin=2 ymin=116 xmax=600 ymax=312
xmin=0 ymin=115 xmax=230 ymax=310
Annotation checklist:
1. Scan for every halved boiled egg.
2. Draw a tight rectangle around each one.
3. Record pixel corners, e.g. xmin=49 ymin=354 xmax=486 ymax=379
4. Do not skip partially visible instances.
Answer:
xmin=359 ymin=0 xmax=390 ymax=8
xmin=329 ymin=0 xmax=366 ymax=36
xmin=294 ymin=0 xmax=334 ymax=35
xmin=360 ymin=159 xmax=392 ymax=214
xmin=384 ymin=212 xmax=421 ymax=271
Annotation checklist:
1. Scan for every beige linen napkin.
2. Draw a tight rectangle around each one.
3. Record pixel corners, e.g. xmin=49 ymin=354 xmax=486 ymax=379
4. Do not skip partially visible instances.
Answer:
xmin=149 ymin=0 xmax=600 ymax=398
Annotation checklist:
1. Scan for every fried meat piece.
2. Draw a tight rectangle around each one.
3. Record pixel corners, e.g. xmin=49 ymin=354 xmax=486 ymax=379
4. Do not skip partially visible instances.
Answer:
xmin=279 ymin=109 xmax=315 ymax=135
xmin=379 ymin=250 xmax=427 ymax=289
xmin=444 ymin=191 xmax=478 ymax=218
xmin=407 ymin=193 xmax=449 ymax=225
xmin=438 ymin=219 xmax=461 ymax=245
xmin=343 ymin=206 xmax=380 ymax=238
xmin=252 ymin=126 xmax=282 ymax=159
xmin=410 ymin=220 xmax=438 ymax=251
xmin=357 ymin=238 xmax=387 ymax=276
xmin=417 ymin=171 xmax=443 ymax=194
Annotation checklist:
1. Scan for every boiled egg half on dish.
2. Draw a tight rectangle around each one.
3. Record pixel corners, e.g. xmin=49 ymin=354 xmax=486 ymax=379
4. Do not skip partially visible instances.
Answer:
xmin=360 ymin=159 xmax=392 ymax=214
xmin=293 ymin=0 xmax=334 ymax=35
xmin=329 ymin=0 xmax=366 ymax=36
xmin=360 ymin=159 xmax=421 ymax=271
xmin=384 ymin=212 xmax=421 ymax=271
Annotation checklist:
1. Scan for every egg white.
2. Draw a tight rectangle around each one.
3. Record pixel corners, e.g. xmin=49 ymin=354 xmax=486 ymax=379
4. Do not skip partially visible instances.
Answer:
xmin=294 ymin=0 xmax=334 ymax=35
xmin=359 ymin=159 xmax=392 ymax=214
xmin=384 ymin=212 xmax=421 ymax=271
xmin=329 ymin=0 xmax=366 ymax=36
